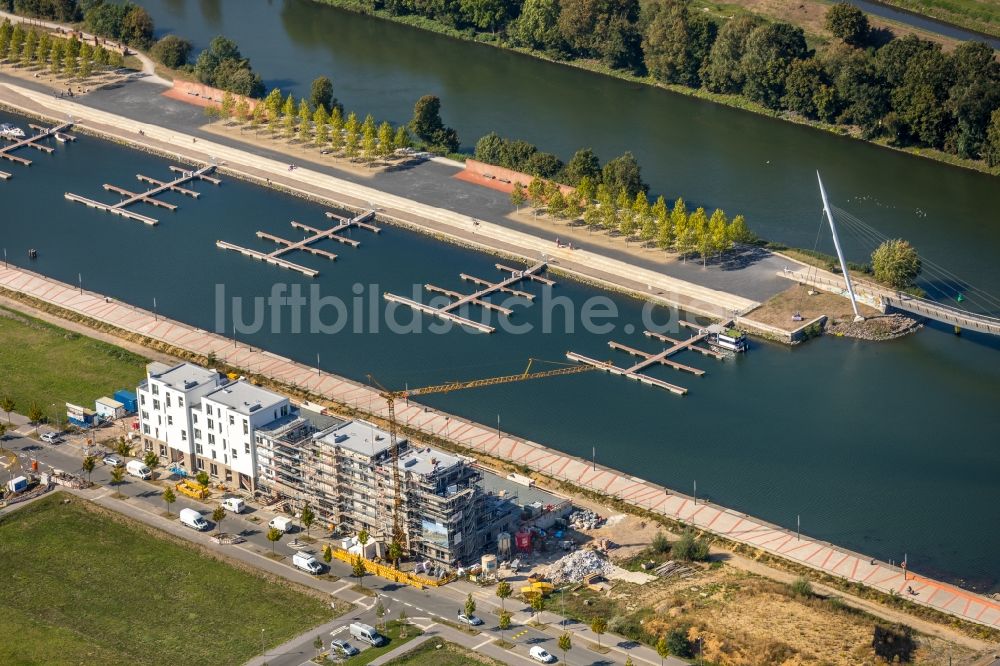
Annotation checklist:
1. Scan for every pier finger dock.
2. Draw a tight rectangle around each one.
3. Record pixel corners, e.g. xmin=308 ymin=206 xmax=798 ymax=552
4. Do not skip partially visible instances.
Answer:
xmin=1 ymin=121 xmax=75 ymax=179
xmin=384 ymin=261 xmax=553 ymax=333
xmin=216 ymin=210 xmax=380 ymax=277
xmin=64 ymin=164 xmax=219 ymax=226
xmin=567 ymin=322 xmax=727 ymax=394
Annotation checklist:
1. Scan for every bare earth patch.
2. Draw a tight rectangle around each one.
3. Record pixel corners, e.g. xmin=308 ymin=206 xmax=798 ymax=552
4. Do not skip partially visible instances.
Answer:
xmin=742 ymin=283 xmax=878 ymax=331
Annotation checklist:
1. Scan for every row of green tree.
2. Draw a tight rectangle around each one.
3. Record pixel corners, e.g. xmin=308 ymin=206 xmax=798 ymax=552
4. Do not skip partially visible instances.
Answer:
xmin=348 ymin=0 xmax=1000 ymax=165
xmin=512 ymin=174 xmax=753 ymax=263
xmin=2 ymin=0 xmax=157 ymax=50
xmin=0 ymin=20 xmax=124 ymax=77
xmin=475 ymin=132 xmax=647 ymax=198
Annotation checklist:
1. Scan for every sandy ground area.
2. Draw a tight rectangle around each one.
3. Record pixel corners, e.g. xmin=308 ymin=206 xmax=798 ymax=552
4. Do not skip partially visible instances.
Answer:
xmin=744 ymin=283 xmax=879 ymax=329
xmin=0 ymin=61 xmax=127 ymax=98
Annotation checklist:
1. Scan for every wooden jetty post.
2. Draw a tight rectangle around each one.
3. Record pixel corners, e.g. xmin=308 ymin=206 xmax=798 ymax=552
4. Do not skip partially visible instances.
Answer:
xmin=65 ymin=164 xmax=218 ymax=226
xmin=216 ymin=210 xmax=379 ymax=278
xmin=383 ymin=261 xmax=550 ymax=334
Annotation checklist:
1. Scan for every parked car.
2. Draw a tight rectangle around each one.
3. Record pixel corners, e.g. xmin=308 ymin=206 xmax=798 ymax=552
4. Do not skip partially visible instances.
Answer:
xmin=179 ymin=508 xmax=209 ymax=531
xmin=292 ymin=551 xmax=322 ymax=574
xmin=329 ymin=638 xmax=359 ymax=656
xmin=40 ymin=432 xmax=60 ymax=443
xmin=349 ymin=622 xmax=387 ymax=647
xmin=103 ymin=454 xmax=124 ymax=467
xmin=126 ymin=460 xmax=152 ymax=480
xmin=222 ymin=497 xmax=245 ymax=513
xmin=457 ymin=613 xmax=484 ymax=626
xmin=268 ymin=515 xmax=294 ymax=533
xmin=530 ymin=646 xmax=556 ymax=663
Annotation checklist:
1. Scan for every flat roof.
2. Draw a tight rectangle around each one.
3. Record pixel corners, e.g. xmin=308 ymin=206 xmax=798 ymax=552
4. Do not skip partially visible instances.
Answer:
xmin=204 ymin=380 xmax=286 ymax=416
xmin=396 ymin=445 xmax=463 ymax=478
xmin=314 ymin=419 xmax=405 ymax=458
xmin=149 ymin=362 xmax=219 ymax=390
xmin=478 ymin=468 xmax=564 ymax=507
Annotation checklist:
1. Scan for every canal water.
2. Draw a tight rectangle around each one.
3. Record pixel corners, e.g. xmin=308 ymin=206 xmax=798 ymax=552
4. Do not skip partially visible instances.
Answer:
xmin=1 ymin=109 xmax=998 ymax=591
xmin=137 ymin=0 xmax=1000 ymax=308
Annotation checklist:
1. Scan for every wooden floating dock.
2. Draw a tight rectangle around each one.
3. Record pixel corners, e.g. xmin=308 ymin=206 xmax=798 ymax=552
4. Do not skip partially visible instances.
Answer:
xmin=383 ymin=261 xmax=550 ymax=334
xmin=65 ymin=164 xmax=218 ymax=226
xmin=216 ymin=210 xmax=378 ymax=277
xmin=0 ymin=170 xmax=10 ymax=180
xmin=566 ymin=322 xmax=727 ymax=395
xmin=1 ymin=121 xmax=73 ymax=167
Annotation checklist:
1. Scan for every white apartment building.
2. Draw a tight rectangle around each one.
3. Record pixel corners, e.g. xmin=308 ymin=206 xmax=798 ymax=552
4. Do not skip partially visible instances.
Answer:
xmin=137 ymin=362 xmax=292 ymax=491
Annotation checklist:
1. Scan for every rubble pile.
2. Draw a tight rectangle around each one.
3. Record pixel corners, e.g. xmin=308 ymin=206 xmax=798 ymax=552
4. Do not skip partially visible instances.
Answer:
xmin=546 ymin=548 xmax=614 ymax=584
xmin=568 ymin=508 xmax=604 ymax=530
xmin=653 ymin=560 xmax=695 ymax=579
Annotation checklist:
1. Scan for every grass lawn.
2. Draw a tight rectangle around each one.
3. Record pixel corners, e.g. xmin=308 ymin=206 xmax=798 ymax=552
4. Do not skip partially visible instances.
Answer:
xmin=0 ymin=306 xmax=148 ymax=423
xmin=385 ymin=638 xmax=506 ymax=665
xmin=0 ymin=494 xmax=338 ymax=665
xmin=341 ymin=620 xmax=423 ymax=665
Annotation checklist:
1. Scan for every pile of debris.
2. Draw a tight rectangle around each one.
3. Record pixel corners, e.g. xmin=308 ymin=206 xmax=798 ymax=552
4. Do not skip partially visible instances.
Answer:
xmin=650 ymin=560 xmax=696 ymax=579
xmin=546 ymin=548 xmax=614 ymax=584
xmin=568 ymin=508 xmax=604 ymax=530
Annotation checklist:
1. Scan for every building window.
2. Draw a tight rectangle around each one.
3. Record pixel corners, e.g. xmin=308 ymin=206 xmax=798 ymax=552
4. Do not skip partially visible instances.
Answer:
xmin=208 ymin=434 xmax=215 ymax=445
xmin=229 ymin=415 xmax=235 ymax=426
xmin=143 ymin=424 xmax=150 ymax=435
xmin=167 ymin=415 xmax=173 ymax=426
xmin=140 ymin=394 xmax=146 ymax=405
xmin=141 ymin=411 xmax=149 ymax=420
xmin=194 ymin=428 xmax=201 ymax=440
xmin=207 ymin=418 xmax=214 ymax=429
xmin=178 ymin=396 xmax=184 ymax=407
xmin=244 ymin=442 xmax=250 ymax=454
xmin=281 ymin=405 xmax=288 ymax=416
xmin=159 ymin=444 xmax=166 ymax=456
xmin=216 ymin=407 xmax=221 ymax=418
xmin=153 ymin=399 xmax=160 ymax=411
xmin=181 ymin=430 xmax=187 ymax=441
xmin=211 ymin=450 xmax=217 ymax=460
xmin=243 ymin=420 xmax=249 ymax=435
xmin=192 ymin=413 xmax=198 ymax=424
xmin=197 ymin=458 xmax=205 ymax=470
xmin=210 ymin=463 xmax=218 ymax=477
xmin=231 ymin=448 xmax=237 ymax=459
xmin=196 ymin=444 xmax=203 ymax=454
xmin=166 ymin=394 xmax=171 ymax=408
xmin=152 ymin=384 xmax=159 ymax=395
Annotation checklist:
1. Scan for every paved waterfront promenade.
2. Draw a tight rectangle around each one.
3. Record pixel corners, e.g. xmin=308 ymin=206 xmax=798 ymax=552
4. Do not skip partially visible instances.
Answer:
xmin=2 ymin=263 xmax=998 ymax=631
xmin=0 ymin=81 xmax=756 ymax=319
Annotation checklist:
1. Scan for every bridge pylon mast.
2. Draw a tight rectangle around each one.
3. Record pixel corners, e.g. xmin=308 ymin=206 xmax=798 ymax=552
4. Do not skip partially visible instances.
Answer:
xmin=817 ymin=171 xmax=864 ymax=322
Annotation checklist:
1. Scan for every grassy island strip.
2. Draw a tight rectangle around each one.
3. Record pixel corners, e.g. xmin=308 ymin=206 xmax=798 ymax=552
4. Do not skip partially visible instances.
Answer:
xmin=0 ymin=494 xmax=340 ymax=666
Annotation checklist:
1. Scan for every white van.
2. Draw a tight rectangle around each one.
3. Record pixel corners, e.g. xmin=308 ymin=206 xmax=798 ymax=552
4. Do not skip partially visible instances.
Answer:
xmin=179 ymin=508 xmax=209 ymax=531
xmin=222 ymin=497 xmax=245 ymax=514
xmin=349 ymin=622 xmax=387 ymax=647
xmin=268 ymin=516 xmax=293 ymax=533
xmin=126 ymin=460 xmax=152 ymax=480
xmin=293 ymin=551 xmax=322 ymax=574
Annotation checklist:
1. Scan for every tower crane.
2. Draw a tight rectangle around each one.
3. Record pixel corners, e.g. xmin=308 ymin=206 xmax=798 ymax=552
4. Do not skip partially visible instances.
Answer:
xmin=367 ymin=358 xmax=596 ymax=552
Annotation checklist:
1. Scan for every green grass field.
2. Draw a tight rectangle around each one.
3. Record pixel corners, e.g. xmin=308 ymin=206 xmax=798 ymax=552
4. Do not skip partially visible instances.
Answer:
xmin=0 ymin=495 xmax=337 ymax=665
xmin=342 ymin=620 xmax=424 ymax=665
xmin=385 ymin=638 xmax=505 ymax=665
xmin=0 ymin=306 xmax=148 ymax=423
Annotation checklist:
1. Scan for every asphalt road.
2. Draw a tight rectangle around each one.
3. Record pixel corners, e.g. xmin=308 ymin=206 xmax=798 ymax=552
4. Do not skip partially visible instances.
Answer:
xmin=1 ymin=427 xmax=685 ymax=666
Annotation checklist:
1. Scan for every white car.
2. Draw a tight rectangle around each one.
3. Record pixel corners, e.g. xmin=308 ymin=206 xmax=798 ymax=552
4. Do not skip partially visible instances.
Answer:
xmin=458 ymin=613 xmax=484 ymax=626
xmin=530 ymin=646 xmax=556 ymax=663
xmin=40 ymin=432 xmax=60 ymax=443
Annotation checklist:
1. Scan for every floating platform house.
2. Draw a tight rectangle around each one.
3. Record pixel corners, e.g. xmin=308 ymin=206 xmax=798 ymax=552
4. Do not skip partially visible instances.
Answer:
xmin=215 ymin=210 xmax=380 ymax=277
xmin=384 ymin=261 xmax=553 ymax=334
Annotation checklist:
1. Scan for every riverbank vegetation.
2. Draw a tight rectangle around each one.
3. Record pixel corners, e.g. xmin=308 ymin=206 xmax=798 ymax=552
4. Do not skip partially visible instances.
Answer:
xmin=878 ymin=0 xmax=1000 ymax=39
xmin=312 ymin=0 xmax=1000 ymax=173
xmin=0 ymin=19 xmax=125 ymax=82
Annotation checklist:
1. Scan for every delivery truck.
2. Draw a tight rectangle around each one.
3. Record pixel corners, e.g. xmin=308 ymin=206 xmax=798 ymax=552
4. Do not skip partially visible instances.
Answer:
xmin=179 ymin=508 xmax=208 ymax=531
xmin=126 ymin=460 xmax=152 ymax=480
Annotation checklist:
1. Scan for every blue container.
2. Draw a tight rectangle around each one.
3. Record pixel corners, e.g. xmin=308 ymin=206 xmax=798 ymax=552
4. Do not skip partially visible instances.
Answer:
xmin=114 ymin=390 xmax=138 ymax=413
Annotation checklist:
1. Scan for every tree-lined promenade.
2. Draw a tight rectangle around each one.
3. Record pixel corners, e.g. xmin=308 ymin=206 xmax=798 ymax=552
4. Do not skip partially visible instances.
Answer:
xmin=0 ymin=19 xmax=124 ymax=80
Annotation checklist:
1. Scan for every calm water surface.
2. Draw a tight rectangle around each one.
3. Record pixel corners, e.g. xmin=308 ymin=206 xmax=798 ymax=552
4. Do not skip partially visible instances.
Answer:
xmin=1 ymin=113 xmax=997 ymax=590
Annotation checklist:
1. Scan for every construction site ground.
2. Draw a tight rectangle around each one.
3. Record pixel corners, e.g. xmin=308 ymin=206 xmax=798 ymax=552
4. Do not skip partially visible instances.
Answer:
xmin=519 ymin=490 xmax=995 ymax=664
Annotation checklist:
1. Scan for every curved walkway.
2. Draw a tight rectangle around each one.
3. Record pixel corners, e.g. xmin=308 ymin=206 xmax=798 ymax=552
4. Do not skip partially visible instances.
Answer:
xmin=1 ymin=262 xmax=998 ymax=633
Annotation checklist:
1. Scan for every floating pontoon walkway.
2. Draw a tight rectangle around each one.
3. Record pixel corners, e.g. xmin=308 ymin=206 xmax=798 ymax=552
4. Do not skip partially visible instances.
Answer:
xmin=64 ymin=165 xmax=218 ymax=226
xmin=215 ymin=210 xmax=379 ymax=277
xmin=0 ymin=122 xmax=75 ymax=173
xmin=384 ymin=261 xmax=552 ymax=334
xmin=566 ymin=322 xmax=725 ymax=395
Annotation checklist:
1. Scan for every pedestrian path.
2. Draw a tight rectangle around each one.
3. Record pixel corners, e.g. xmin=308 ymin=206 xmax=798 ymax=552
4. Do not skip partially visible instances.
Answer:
xmin=1 ymin=262 xmax=997 ymax=631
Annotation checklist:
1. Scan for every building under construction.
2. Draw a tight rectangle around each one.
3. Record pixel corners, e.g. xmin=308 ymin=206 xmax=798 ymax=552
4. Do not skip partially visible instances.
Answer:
xmin=256 ymin=417 xmax=518 ymax=567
